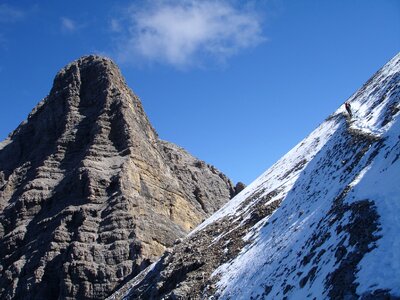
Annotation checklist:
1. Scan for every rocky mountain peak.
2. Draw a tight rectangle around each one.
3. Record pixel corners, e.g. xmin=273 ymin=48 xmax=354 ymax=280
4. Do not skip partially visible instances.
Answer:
xmin=52 ymin=55 xmax=128 ymax=95
xmin=0 ymin=56 xmax=235 ymax=299
xmin=50 ymin=55 xmax=148 ymax=122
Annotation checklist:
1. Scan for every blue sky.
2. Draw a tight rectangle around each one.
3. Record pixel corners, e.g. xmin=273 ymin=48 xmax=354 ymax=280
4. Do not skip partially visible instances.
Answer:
xmin=0 ymin=0 xmax=399 ymax=184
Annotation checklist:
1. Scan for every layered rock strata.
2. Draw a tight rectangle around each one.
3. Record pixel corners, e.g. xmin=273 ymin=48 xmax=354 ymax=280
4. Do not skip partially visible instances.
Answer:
xmin=0 ymin=55 xmax=234 ymax=299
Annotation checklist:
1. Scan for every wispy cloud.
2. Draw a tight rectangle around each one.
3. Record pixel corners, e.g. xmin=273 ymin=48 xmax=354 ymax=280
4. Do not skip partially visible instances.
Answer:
xmin=112 ymin=0 xmax=265 ymax=68
xmin=0 ymin=4 xmax=24 ymax=23
xmin=61 ymin=17 xmax=78 ymax=32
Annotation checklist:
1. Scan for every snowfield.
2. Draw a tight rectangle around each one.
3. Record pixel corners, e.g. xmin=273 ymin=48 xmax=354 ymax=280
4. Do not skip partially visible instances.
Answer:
xmin=112 ymin=53 xmax=400 ymax=300
xmin=208 ymin=53 xmax=400 ymax=299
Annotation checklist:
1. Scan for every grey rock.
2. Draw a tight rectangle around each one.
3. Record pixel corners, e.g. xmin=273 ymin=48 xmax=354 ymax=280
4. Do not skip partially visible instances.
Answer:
xmin=0 ymin=55 xmax=234 ymax=299
xmin=234 ymin=181 xmax=246 ymax=195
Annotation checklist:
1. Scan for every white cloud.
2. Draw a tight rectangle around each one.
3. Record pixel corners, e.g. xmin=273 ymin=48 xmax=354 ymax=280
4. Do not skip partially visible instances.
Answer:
xmin=113 ymin=0 xmax=265 ymax=68
xmin=61 ymin=17 xmax=77 ymax=32
xmin=0 ymin=4 xmax=24 ymax=23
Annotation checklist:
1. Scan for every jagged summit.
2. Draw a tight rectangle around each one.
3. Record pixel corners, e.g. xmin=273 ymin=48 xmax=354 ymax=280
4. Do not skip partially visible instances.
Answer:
xmin=50 ymin=55 xmax=145 ymax=115
xmin=111 ymin=54 xmax=400 ymax=299
xmin=1 ymin=54 xmax=156 ymax=174
xmin=0 ymin=56 xmax=234 ymax=299
xmin=54 ymin=55 xmax=121 ymax=83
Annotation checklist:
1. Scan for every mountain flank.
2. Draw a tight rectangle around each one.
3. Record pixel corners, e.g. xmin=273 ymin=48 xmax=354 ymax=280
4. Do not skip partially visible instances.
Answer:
xmin=110 ymin=54 xmax=400 ymax=299
xmin=0 ymin=55 xmax=235 ymax=299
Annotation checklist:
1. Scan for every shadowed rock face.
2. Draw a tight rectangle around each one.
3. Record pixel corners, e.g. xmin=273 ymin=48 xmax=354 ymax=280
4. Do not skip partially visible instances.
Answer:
xmin=0 ymin=55 xmax=234 ymax=300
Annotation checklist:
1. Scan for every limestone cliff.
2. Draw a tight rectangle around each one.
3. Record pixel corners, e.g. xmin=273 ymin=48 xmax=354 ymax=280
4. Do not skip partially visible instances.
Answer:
xmin=0 ymin=55 xmax=234 ymax=299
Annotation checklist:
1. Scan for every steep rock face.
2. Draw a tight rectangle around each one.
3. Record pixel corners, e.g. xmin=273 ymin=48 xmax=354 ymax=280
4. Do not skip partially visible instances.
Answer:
xmin=112 ymin=54 xmax=400 ymax=299
xmin=0 ymin=55 xmax=234 ymax=299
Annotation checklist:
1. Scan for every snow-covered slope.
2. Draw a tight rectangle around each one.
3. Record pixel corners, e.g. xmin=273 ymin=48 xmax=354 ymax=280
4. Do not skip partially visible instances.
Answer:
xmin=111 ymin=53 xmax=400 ymax=299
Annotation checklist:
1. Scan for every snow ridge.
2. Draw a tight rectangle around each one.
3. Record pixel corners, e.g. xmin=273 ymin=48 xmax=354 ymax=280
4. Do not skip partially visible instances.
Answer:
xmin=111 ymin=53 xmax=400 ymax=300
xmin=209 ymin=53 xmax=400 ymax=299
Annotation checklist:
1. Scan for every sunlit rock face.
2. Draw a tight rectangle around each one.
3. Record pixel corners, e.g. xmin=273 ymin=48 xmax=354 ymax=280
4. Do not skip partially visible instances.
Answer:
xmin=0 ymin=55 xmax=234 ymax=300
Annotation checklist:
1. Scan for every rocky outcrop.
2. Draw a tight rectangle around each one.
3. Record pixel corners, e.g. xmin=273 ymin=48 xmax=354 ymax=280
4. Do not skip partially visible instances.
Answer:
xmin=233 ymin=182 xmax=246 ymax=195
xmin=0 ymin=55 xmax=234 ymax=300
